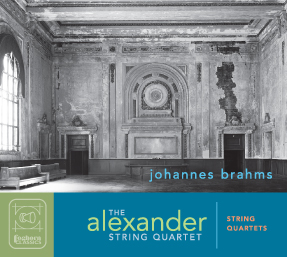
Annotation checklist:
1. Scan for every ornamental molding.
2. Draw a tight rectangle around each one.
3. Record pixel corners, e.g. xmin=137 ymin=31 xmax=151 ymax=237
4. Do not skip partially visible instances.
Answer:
xmin=216 ymin=123 xmax=256 ymax=158
xmin=26 ymin=2 xmax=284 ymax=7
xmin=26 ymin=34 xmax=52 ymax=60
xmin=122 ymin=118 xmax=191 ymax=133
xmin=276 ymin=10 xmax=287 ymax=38
xmin=216 ymin=123 xmax=256 ymax=134
xmin=24 ymin=20 xmax=53 ymax=58
xmin=195 ymin=42 xmax=258 ymax=54
xmin=141 ymin=80 xmax=172 ymax=110
xmin=260 ymin=20 xmax=280 ymax=50
xmin=54 ymin=46 xmax=103 ymax=55
xmin=58 ymin=126 xmax=98 ymax=135
xmin=57 ymin=125 xmax=98 ymax=159
xmin=0 ymin=0 xmax=52 ymax=55
xmin=124 ymin=63 xmax=189 ymax=123
xmin=122 ymin=45 xmax=189 ymax=54
xmin=0 ymin=0 xmax=26 ymax=26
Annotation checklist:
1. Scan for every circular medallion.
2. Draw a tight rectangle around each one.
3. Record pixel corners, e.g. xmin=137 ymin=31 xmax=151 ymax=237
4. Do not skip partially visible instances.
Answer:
xmin=150 ymin=90 xmax=162 ymax=102
xmin=143 ymin=83 xmax=168 ymax=108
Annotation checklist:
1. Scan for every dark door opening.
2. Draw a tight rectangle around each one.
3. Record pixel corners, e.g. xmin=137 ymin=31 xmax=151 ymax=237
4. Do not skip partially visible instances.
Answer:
xmin=224 ymin=150 xmax=244 ymax=173
xmin=70 ymin=151 xmax=89 ymax=175
xmin=67 ymin=135 xmax=89 ymax=175
xmin=224 ymin=134 xmax=245 ymax=173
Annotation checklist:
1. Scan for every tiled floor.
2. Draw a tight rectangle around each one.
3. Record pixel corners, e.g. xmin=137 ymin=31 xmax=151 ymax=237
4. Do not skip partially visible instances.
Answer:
xmin=1 ymin=174 xmax=287 ymax=192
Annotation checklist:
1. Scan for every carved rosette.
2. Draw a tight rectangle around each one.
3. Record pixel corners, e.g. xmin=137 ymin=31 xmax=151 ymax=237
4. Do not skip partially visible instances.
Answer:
xmin=142 ymin=81 xmax=171 ymax=110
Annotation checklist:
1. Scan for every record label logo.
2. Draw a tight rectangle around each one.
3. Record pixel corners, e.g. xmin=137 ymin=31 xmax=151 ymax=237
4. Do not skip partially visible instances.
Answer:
xmin=9 ymin=199 xmax=47 ymax=249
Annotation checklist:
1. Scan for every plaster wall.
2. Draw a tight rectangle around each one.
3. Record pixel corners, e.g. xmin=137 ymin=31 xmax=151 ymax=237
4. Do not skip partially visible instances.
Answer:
xmin=54 ymin=55 xmax=103 ymax=157
xmin=260 ymin=31 xmax=287 ymax=159
xmin=54 ymin=42 xmax=260 ymax=159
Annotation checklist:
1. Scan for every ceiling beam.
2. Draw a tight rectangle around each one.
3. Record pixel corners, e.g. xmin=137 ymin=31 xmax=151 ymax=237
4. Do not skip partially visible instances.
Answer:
xmin=25 ymin=0 xmax=285 ymax=3
xmin=27 ymin=5 xmax=284 ymax=21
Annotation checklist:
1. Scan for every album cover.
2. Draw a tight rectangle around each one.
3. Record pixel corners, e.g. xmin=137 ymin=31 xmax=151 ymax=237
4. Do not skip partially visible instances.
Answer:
xmin=0 ymin=1 xmax=287 ymax=256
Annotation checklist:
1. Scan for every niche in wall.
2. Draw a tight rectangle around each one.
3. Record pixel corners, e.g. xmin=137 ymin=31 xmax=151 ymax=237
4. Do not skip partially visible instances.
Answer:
xmin=122 ymin=63 xmax=191 ymax=159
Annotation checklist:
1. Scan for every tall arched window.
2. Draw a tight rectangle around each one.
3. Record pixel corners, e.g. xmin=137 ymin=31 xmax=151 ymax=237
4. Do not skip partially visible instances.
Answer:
xmin=0 ymin=52 xmax=20 ymax=151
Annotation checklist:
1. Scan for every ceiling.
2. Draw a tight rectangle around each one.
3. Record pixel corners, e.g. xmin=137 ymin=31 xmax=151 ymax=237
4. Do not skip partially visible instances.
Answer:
xmin=15 ymin=0 xmax=287 ymax=42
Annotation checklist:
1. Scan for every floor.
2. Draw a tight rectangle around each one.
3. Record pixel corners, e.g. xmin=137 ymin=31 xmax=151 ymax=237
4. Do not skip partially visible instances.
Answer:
xmin=1 ymin=174 xmax=287 ymax=192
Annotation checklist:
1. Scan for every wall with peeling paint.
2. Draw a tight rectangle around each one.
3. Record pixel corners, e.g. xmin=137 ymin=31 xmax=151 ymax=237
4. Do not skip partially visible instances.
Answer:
xmin=29 ymin=46 xmax=53 ymax=158
xmin=54 ymin=55 xmax=103 ymax=158
xmin=260 ymin=30 xmax=287 ymax=159
xmin=1 ymin=0 xmax=287 ymax=178
xmin=53 ymin=42 xmax=260 ymax=161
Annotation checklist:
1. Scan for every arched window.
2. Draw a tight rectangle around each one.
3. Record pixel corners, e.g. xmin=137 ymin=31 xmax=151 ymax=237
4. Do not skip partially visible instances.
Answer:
xmin=0 ymin=52 xmax=20 ymax=151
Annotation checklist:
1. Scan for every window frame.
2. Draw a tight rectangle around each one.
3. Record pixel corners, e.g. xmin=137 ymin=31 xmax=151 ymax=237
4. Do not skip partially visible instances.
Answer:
xmin=0 ymin=52 xmax=20 ymax=153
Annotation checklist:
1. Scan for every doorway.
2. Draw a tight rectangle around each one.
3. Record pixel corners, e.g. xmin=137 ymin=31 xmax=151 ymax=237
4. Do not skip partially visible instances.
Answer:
xmin=224 ymin=134 xmax=245 ymax=173
xmin=70 ymin=151 xmax=89 ymax=175
xmin=67 ymin=135 xmax=89 ymax=175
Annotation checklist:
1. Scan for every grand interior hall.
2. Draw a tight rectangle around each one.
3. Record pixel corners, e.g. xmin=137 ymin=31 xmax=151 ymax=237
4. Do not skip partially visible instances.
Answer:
xmin=0 ymin=0 xmax=287 ymax=192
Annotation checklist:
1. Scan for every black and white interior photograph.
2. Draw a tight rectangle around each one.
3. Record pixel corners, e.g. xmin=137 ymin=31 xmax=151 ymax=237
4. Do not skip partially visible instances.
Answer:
xmin=0 ymin=0 xmax=287 ymax=192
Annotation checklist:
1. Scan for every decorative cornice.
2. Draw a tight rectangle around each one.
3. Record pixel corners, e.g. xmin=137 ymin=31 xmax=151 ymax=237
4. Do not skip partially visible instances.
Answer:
xmin=195 ymin=42 xmax=258 ymax=54
xmin=26 ymin=1 xmax=285 ymax=8
xmin=0 ymin=0 xmax=26 ymax=25
xmin=54 ymin=46 xmax=102 ymax=54
xmin=0 ymin=1 xmax=52 ymax=49
xmin=122 ymin=45 xmax=189 ymax=54
xmin=260 ymin=20 xmax=280 ymax=50
xmin=25 ymin=32 xmax=52 ymax=60
xmin=14 ymin=0 xmax=27 ymax=11
xmin=53 ymin=34 xmax=257 ymax=42
xmin=58 ymin=126 xmax=98 ymax=134
xmin=58 ymin=21 xmax=252 ymax=27
xmin=122 ymin=118 xmax=185 ymax=132
xmin=122 ymin=125 xmax=183 ymax=133
xmin=31 ymin=31 xmax=52 ymax=55
xmin=276 ymin=10 xmax=287 ymax=37
xmin=216 ymin=123 xmax=256 ymax=134
xmin=0 ymin=3 xmax=52 ymax=57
